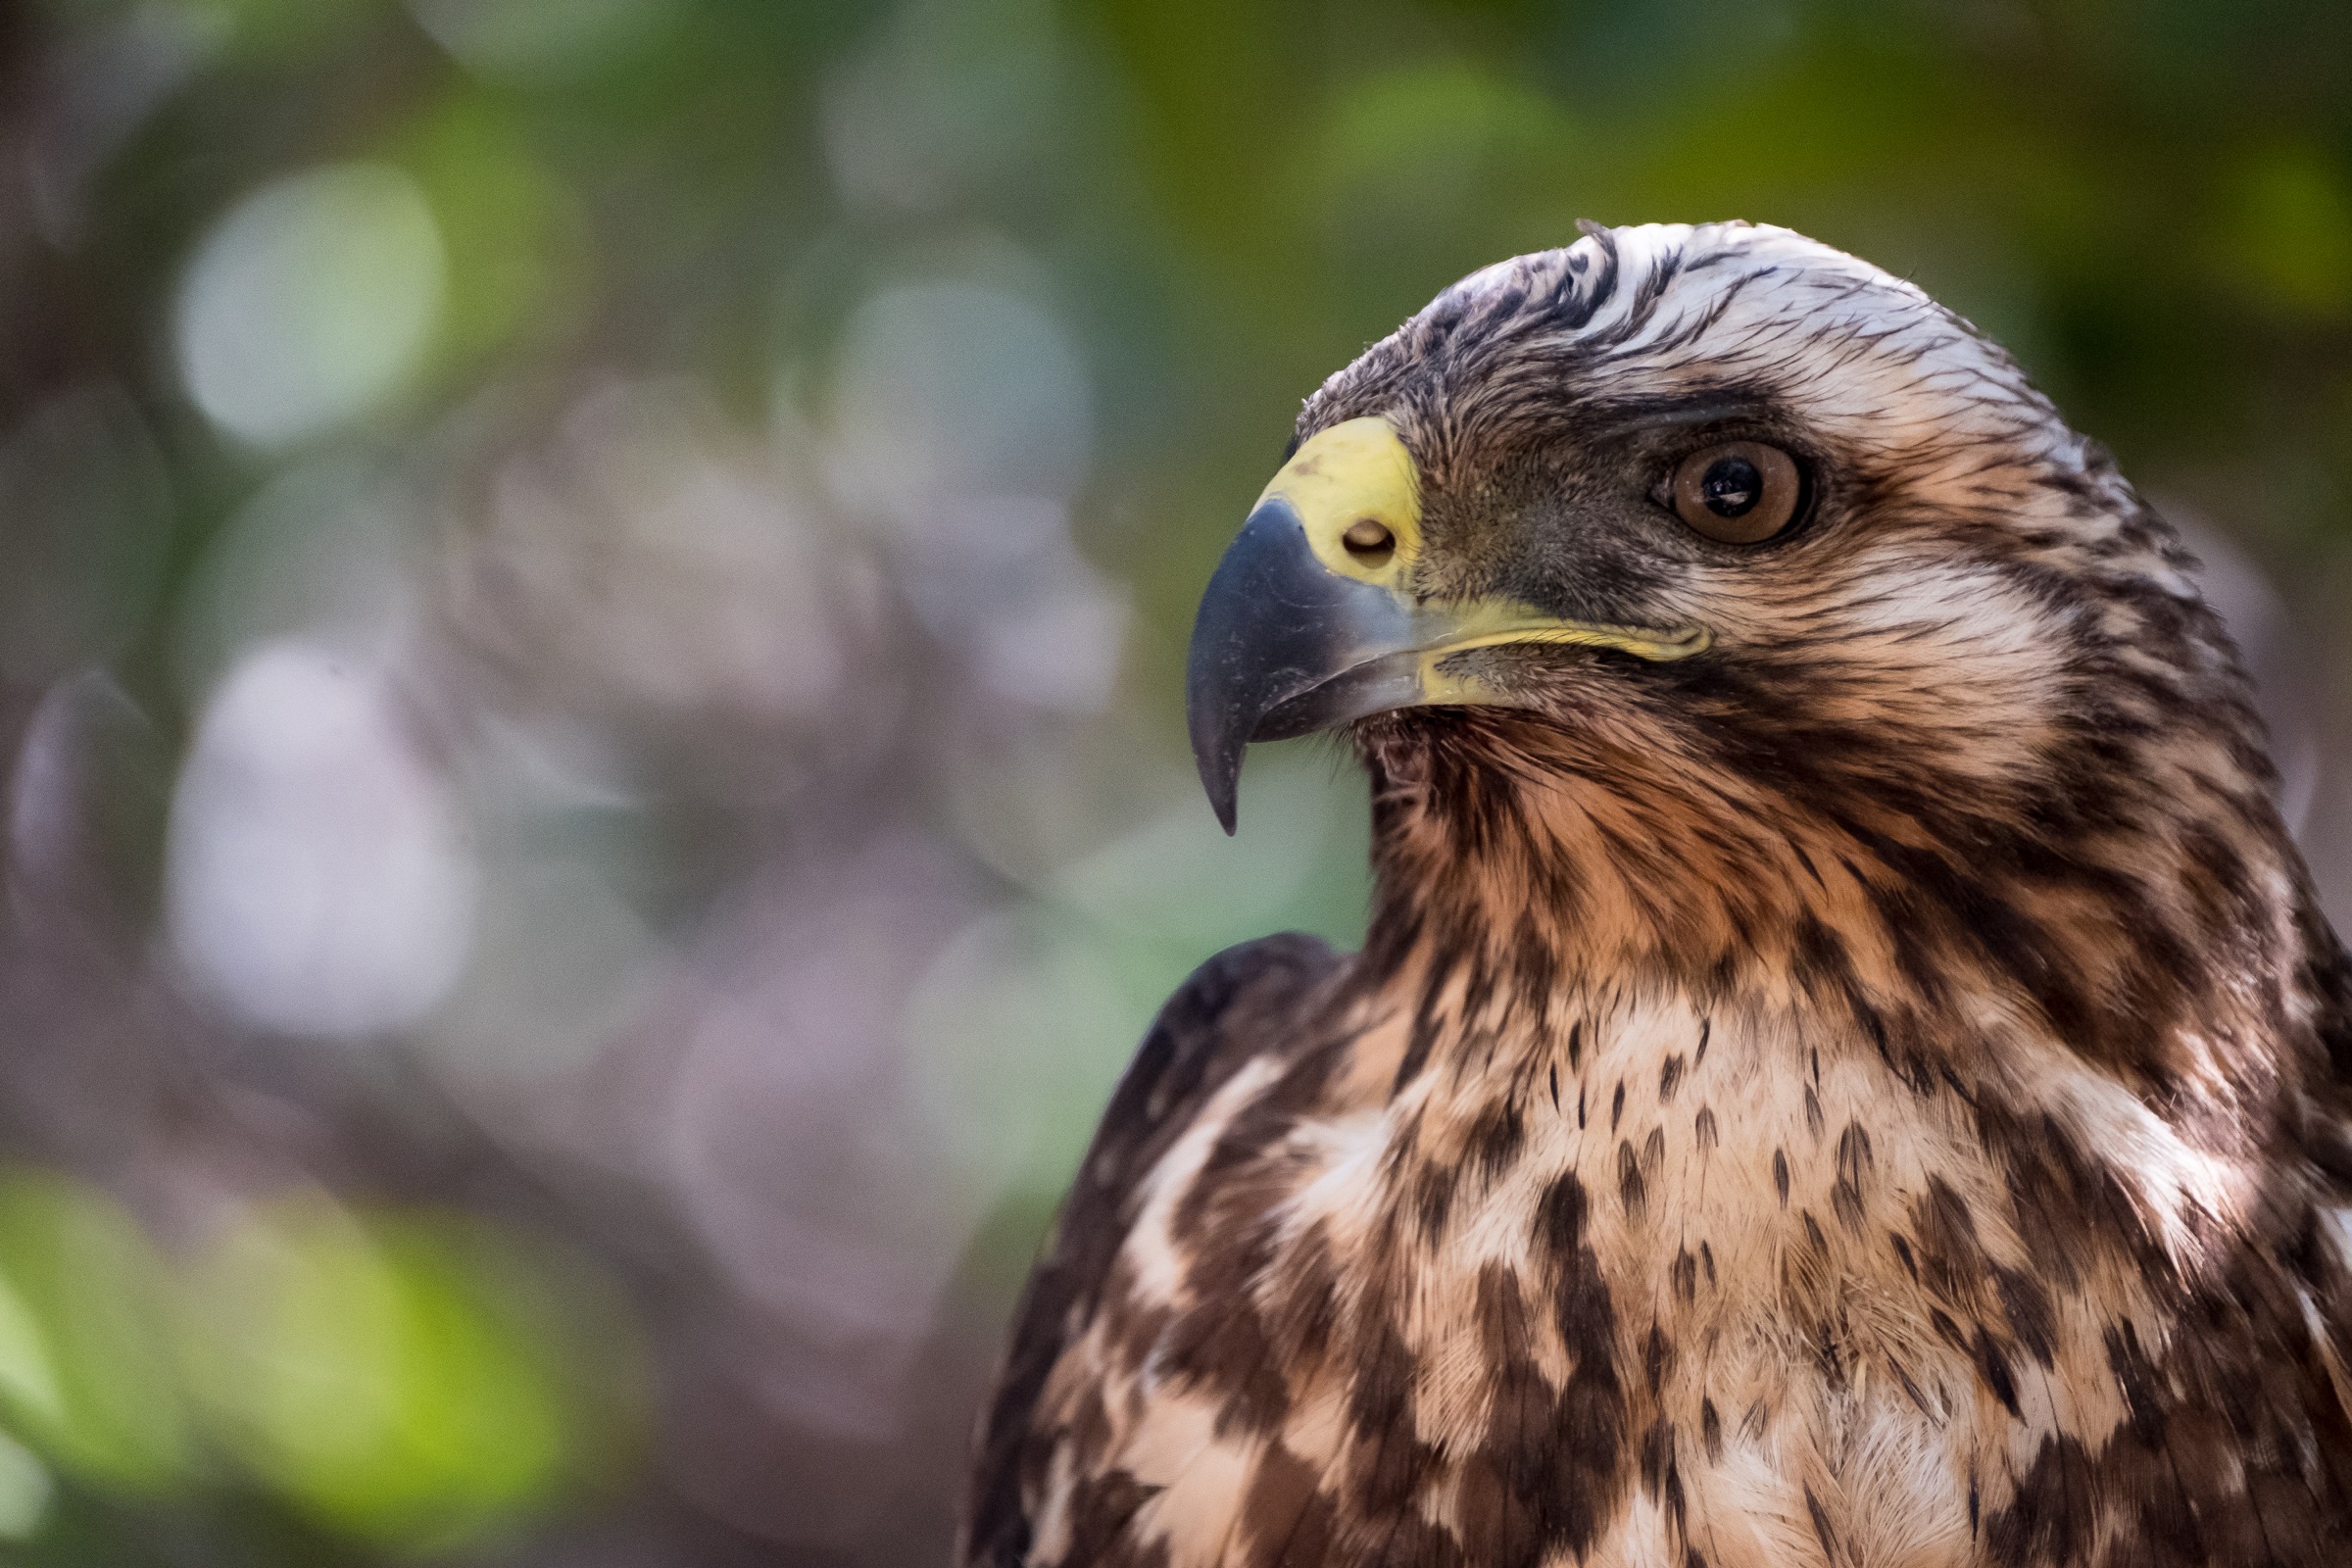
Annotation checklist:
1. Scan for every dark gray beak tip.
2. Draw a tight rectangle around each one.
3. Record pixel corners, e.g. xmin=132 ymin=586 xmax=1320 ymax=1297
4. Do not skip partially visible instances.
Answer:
xmin=1190 ymin=700 xmax=1244 ymax=835
xmin=1187 ymin=627 xmax=1248 ymax=835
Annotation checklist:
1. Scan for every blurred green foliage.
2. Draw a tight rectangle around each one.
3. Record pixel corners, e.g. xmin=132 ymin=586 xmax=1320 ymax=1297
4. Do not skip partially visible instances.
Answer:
xmin=0 ymin=1174 xmax=193 ymax=1498
xmin=0 ymin=1172 xmax=635 ymax=1559
xmin=188 ymin=1201 xmax=606 ymax=1549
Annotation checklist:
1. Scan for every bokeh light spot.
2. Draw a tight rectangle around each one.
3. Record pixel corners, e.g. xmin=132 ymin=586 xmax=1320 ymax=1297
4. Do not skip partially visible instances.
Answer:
xmin=827 ymin=280 xmax=1093 ymax=520
xmin=174 ymin=163 xmax=446 ymax=448
xmin=409 ymin=0 xmax=672 ymax=79
xmin=165 ymin=642 xmax=479 ymax=1039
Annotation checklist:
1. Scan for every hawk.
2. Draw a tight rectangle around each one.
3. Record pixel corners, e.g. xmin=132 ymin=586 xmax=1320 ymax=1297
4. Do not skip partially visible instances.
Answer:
xmin=960 ymin=221 xmax=2352 ymax=1568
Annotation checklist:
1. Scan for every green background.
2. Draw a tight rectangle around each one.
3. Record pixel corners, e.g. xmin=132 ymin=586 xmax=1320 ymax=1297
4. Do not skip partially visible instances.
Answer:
xmin=0 ymin=0 xmax=2347 ymax=1560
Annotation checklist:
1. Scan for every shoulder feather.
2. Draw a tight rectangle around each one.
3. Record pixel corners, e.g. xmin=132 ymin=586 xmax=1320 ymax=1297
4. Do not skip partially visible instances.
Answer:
xmin=959 ymin=932 xmax=1345 ymax=1568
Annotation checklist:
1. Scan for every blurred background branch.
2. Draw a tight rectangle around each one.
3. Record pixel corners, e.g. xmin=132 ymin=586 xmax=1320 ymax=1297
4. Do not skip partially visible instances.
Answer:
xmin=0 ymin=0 xmax=2345 ymax=1562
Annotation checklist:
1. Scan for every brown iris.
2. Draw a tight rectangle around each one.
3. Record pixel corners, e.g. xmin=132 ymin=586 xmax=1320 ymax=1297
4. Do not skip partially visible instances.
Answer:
xmin=1669 ymin=441 xmax=1802 ymax=543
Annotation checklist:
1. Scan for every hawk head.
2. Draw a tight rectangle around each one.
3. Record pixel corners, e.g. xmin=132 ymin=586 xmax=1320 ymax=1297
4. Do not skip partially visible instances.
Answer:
xmin=1188 ymin=221 xmax=2315 ymax=1087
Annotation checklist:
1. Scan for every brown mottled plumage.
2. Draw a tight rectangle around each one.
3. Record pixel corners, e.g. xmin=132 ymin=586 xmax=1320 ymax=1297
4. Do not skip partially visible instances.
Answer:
xmin=961 ymin=221 xmax=2352 ymax=1568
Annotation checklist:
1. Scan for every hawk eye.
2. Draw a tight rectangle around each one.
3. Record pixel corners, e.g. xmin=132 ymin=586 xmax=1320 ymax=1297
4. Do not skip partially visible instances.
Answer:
xmin=1669 ymin=441 xmax=1802 ymax=543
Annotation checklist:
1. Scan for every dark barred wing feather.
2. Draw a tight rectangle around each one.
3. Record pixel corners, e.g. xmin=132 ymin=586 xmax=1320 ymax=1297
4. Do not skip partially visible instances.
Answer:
xmin=959 ymin=933 xmax=1344 ymax=1568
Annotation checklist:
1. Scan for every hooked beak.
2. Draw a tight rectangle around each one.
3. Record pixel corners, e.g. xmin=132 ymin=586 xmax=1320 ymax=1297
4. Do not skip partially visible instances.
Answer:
xmin=1184 ymin=416 xmax=1709 ymax=832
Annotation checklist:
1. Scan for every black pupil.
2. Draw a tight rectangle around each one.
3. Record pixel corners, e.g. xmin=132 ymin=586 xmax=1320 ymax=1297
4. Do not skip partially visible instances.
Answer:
xmin=1700 ymin=456 xmax=1761 ymax=516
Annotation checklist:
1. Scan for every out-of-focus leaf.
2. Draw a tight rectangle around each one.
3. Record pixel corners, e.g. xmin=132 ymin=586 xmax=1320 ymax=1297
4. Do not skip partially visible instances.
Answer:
xmin=0 ymin=1428 xmax=54 ymax=1542
xmin=1302 ymin=59 xmax=1582 ymax=302
xmin=408 ymin=0 xmax=677 ymax=80
xmin=396 ymin=93 xmax=586 ymax=365
xmin=0 ymin=1175 xmax=195 ymax=1495
xmin=184 ymin=1200 xmax=615 ymax=1552
xmin=2230 ymin=145 xmax=2352 ymax=319
xmin=162 ymin=0 xmax=387 ymax=60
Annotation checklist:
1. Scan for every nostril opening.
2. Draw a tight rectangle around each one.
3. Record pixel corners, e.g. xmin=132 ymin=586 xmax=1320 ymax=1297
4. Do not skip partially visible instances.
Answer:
xmin=1342 ymin=518 xmax=1395 ymax=562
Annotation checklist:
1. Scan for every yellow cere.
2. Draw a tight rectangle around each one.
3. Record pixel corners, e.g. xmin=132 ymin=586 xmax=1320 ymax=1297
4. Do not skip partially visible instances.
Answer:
xmin=1256 ymin=416 xmax=1423 ymax=587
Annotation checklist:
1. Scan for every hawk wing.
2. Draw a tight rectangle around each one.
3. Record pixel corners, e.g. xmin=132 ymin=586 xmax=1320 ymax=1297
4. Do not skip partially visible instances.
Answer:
xmin=959 ymin=932 xmax=1345 ymax=1568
